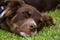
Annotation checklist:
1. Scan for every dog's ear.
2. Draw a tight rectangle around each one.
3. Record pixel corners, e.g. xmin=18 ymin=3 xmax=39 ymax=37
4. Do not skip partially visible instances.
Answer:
xmin=3 ymin=0 xmax=25 ymax=18
xmin=41 ymin=14 xmax=55 ymax=26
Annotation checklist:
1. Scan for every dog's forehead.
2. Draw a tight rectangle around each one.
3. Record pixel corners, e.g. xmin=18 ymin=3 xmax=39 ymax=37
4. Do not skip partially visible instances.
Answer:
xmin=17 ymin=5 xmax=33 ymax=13
xmin=16 ymin=4 xmax=41 ymax=18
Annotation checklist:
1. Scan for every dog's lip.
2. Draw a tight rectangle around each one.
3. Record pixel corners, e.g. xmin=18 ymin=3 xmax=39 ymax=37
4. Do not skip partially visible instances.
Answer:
xmin=19 ymin=30 xmax=37 ymax=36
xmin=31 ymin=30 xmax=37 ymax=36
xmin=19 ymin=32 xmax=29 ymax=36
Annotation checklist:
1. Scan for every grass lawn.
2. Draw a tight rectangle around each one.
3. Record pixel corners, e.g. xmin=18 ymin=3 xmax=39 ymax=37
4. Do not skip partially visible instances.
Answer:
xmin=0 ymin=9 xmax=60 ymax=40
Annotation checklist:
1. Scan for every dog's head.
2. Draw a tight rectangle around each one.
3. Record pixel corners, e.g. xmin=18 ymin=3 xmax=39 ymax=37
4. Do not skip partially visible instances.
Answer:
xmin=6 ymin=4 xmax=42 ymax=36
xmin=0 ymin=0 xmax=39 ymax=36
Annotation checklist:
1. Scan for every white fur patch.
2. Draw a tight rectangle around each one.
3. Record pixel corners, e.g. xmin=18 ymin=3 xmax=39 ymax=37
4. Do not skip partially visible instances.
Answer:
xmin=0 ymin=9 xmax=6 ymax=18
xmin=20 ymin=31 xmax=37 ymax=36
xmin=20 ymin=32 xmax=29 ymax=36
xmin=1 ymin=6 xmax=4 ymax=10
xmin=29 ymin=19 xmax=37 ymax=26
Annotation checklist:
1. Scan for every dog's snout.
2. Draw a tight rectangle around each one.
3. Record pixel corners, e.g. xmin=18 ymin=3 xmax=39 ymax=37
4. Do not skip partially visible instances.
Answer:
xmin=19 ymin=18 xmax=37 ymax=36
xmin=22 ymin=18 xmax=37 ymax=28
xmin=29 ymin=24 xmax=37 ymax=32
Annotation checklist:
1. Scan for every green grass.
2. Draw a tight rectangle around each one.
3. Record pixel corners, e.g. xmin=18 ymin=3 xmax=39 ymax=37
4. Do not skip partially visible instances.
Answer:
xmin=0 ymin=9 xmax=60 ymax=40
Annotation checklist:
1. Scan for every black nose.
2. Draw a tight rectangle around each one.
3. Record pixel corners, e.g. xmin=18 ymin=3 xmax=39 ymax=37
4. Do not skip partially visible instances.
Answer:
xmin=30 ymin=24 xmax=37 ymax=29
xmin=29 ymin=24 xmax=37 ymax=32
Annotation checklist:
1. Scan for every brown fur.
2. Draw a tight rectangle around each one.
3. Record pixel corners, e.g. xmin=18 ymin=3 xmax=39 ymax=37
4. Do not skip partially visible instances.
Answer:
xmin=0 ymin=0 xmax=60 ymax=12
xmin=24 ymin=0 xmax=60 ymax=11
xmin=0 ymin=0 xmax=55 ymax=36
xmin=0 ymin=0 xmax=42 ymax=36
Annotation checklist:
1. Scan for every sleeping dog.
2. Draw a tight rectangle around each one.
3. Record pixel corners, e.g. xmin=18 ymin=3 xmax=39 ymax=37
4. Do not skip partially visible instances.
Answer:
xmin=0 ymin=0 xmax=55 ymax=36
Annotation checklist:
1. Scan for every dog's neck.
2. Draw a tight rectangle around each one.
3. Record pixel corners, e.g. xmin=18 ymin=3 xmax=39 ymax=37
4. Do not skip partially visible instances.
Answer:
xmin=0 ymin=5 xmax=7 ymax=18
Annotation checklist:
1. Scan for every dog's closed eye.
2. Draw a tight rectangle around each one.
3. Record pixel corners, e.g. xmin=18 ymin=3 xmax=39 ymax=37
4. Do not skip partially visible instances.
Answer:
xmin=22 ymin=11 xmax=31 ymax=18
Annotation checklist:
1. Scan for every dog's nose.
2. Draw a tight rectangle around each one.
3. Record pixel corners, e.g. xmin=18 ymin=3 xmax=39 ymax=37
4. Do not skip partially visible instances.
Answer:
xmin=27 ymin=18 xmax=37 ymax=28
xmin=30 ymin=23 xmax=37 ymax=28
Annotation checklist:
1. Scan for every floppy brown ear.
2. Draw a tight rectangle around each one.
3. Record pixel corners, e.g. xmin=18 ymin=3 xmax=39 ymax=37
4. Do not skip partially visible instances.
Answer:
xmin=41 ymin=14 xmax=55 ymax=26
xmin=4 ymin=0 xmax=25 ymax=17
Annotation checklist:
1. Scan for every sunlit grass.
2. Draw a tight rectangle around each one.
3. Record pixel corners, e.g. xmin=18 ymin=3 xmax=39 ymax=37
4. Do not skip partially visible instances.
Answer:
xmin=0 ymin=9 xmax=60 ymax=40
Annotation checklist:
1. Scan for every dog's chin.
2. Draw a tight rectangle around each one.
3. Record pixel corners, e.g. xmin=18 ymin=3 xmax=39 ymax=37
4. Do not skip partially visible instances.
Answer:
xmin=19 ymin=31 xmax=37 ymax=37
xmin=19 ymin=32 xmax=29 ymax=36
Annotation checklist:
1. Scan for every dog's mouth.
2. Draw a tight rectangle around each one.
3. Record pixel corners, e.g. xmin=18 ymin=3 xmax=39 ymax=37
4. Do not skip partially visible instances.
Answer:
xmin=19 ymin=30 xmax=37 ymax=36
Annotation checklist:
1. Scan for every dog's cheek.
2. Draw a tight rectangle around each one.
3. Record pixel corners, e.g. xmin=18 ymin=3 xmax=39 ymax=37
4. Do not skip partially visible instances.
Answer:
xmin=13 ymin=27 xmax=20 ymax=34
